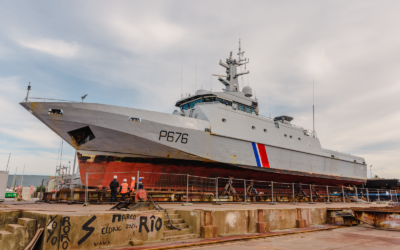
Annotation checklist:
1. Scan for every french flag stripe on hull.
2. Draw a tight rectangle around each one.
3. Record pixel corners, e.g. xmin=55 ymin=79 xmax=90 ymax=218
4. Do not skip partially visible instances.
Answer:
xmin=252 ymin=142 xmax=270 ymax=168
xmin=252 ymin=142 xmax=262 ymax=167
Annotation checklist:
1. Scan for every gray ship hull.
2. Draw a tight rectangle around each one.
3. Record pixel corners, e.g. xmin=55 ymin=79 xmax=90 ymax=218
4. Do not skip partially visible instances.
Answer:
xmin=20 ymin=101 xmax=367 ymax=186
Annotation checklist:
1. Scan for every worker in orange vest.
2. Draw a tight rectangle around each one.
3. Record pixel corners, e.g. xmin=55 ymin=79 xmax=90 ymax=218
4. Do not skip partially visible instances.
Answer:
xmin=130 ymin=177 xmax=136 ymax=193
xmin=119 ymin=179 xmax=129 ymax=201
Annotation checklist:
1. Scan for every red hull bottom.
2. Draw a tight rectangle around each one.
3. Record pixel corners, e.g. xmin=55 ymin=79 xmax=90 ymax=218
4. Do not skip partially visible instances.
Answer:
xmin=78 ymin=154 xmax=365 ymax=188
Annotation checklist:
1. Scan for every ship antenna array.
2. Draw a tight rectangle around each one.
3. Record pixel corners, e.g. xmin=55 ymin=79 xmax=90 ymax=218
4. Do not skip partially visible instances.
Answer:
xmin=312 ymin=79 xmax=317 ymax=138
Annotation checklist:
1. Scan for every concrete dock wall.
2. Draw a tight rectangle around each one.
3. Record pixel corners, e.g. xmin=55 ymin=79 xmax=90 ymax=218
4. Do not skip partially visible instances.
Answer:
xmin=199 ymin=208 xmax=327 ymax=236
xmin=20 ymin=210 xmax=164 ymax=250
xmin=2 ymin=207 xmax=329 ymax=250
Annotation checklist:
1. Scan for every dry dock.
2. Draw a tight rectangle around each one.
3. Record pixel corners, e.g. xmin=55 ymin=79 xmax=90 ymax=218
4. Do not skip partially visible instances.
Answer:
xmin=0 ymin=201 xmax=396 ymax=250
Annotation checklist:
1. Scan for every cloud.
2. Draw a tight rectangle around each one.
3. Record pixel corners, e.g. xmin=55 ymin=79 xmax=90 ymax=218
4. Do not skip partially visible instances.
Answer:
xmin=18 ymin=39 xmax=79 ymax=58
xmin=0 ymin=1 xmax=399 ymax=178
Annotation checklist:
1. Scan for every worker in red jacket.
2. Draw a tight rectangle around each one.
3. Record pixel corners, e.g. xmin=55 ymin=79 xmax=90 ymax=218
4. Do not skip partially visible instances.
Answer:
xmin=119 ymin=179 xmax=129 ymax=201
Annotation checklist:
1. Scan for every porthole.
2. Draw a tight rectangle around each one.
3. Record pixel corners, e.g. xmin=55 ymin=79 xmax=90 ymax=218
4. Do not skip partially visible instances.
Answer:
xmin=252 ymin=126 xmax=256 ymax=130
xmin=298 ymin=138 xmax=301 ymax=141
xmin=284 ymin=134 xmax=287 ymax=137
xmin=264 ymin=129 xmax=267 ymax=133
xmin=290 ymin=135 xmax=292 ymax=139
xmin=222 ymin=118 xmax=226 ymax=123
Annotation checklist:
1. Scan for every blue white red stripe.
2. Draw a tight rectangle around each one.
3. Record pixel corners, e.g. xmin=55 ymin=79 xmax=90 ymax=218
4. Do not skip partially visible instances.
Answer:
xmin=252 ymin=142 xmax=270 ymax=168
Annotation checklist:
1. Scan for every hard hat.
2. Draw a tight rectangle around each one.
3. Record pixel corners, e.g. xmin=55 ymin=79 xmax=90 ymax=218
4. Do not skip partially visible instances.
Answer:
xmin=123 ymin=179 xmax=127 ymax=182
xmin=132 ymin=177 xmax=135 ymax=180
xmin=114 ymin=175 xmax=117 ymax=179
xmin=139 ymin=177 xmax=142 ymax=181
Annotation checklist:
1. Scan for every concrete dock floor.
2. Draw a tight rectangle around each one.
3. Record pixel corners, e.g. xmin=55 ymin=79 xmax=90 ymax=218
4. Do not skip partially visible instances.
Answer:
xmin=0 ymin=201 xmax=389 ymax=212
xmin=179 ymin=226 xmax=400 ymax=250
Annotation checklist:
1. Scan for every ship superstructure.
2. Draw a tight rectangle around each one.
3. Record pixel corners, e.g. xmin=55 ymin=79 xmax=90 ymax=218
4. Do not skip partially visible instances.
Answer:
xmin=20 ymin=42 xmax=367 ymax=186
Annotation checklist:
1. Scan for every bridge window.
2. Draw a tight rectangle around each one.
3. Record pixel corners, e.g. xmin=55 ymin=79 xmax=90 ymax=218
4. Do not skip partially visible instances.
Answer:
xmin=238 ymin=104 xmax=244 ymax=111
xmin=189 ymin=101 xmax=195 ymax=109
xmin=203 ymin=97 xmax=214 ymax=102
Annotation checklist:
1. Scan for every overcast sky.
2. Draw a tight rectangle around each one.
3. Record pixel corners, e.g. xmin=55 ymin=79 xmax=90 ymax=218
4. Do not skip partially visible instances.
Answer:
xmin=0 ymin=1 xmax=399 ymax=179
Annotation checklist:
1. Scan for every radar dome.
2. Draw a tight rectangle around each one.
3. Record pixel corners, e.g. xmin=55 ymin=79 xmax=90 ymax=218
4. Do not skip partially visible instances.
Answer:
xmin=242 ymin=86 xmax=253 ymax=97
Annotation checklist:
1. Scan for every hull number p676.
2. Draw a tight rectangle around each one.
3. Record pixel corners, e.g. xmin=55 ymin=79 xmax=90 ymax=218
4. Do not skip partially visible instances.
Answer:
xmin=159 ymin=131 xmax=188 ymax=144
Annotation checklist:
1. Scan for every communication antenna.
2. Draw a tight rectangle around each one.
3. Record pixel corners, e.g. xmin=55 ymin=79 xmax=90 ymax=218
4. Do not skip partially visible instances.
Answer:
xmin=24 ymin=82 xmax=31 ymax=102
xmin=81 ymin=94 xmax=88 ymax=102
xmin=181 ymin=47 xmax=183 ymax=99
xmin=312 ymin=79 xmax=318 ymax=138
xmin=195 ymin=56 xmax=197 ymax=95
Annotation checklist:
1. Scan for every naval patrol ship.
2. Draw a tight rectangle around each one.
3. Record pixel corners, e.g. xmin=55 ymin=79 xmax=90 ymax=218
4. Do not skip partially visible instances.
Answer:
xmin=20 ymin=43 xmax=367 ymax=186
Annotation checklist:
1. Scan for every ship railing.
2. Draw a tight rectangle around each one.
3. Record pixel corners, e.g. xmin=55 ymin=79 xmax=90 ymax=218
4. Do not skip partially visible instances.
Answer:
xmin=25 ymin=97 xmax=79 ymax=103
xmin=61 ymin=171 xmax=399 ymax=205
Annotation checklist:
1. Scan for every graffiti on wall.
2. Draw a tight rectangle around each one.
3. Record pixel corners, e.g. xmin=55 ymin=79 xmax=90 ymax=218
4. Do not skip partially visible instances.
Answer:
xmin=46 ymin=215 xmax=60 ymax=246
xmin=59 ymin=212 xmax=163 ymax=249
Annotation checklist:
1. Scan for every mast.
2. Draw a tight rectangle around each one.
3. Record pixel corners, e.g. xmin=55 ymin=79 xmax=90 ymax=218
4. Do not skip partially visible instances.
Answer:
xmin=216 ymin=40 xmax=249 ymax=92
